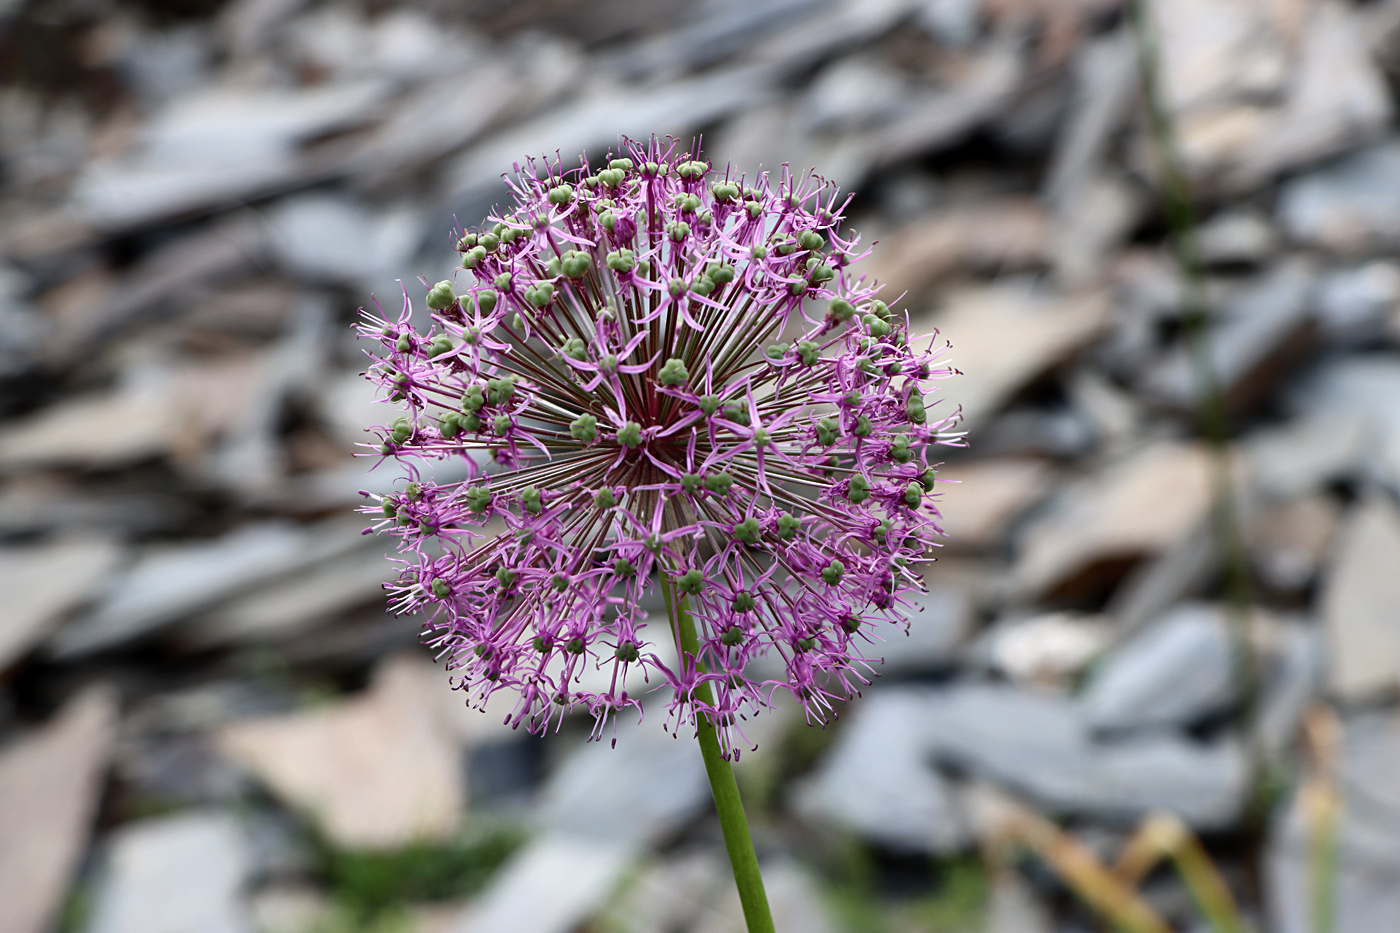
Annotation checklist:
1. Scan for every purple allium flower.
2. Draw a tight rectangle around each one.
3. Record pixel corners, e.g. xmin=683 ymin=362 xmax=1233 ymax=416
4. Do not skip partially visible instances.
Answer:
xmin=359 ymin=138 xmax=960 ymax=753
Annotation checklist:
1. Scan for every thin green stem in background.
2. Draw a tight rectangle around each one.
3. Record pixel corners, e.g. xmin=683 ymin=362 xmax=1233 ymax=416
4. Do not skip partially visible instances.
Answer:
xmin=1126 ymin=0 xmax=1259 ymax=743
xmin=660 ymin=575 xmax=776 ymax=933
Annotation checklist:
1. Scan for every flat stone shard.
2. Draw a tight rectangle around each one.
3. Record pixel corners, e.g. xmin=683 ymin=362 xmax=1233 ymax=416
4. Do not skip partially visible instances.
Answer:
xmin=217 ymin=656 xmax=464 ymax=849
xmin=0 ymin=687 xmax=117 ymax=933
xmin=1321 ymin=493 xmax=1400 ymax=701
xmin=1279 ymin=140 xmax=1400 ymax=253
xmin=934 ymin=458 xmax=1053 ymax=549
xmin=919 ymin=284 xmax=1111 ymax=433
xmin=87 ymin=811 xmax=254 ymax=933
xmin=0 ymin=537 xmax=123 ymax=670
xmin=448 ymin=834 xmax=631 ymax=933
xmin=1014 ymin=442 xmax=1214 ymax=602
xmin=1080 ymin=603 xmax=1236 ymax=733
xmin=795 ymin=690 xmax=967 ymax=853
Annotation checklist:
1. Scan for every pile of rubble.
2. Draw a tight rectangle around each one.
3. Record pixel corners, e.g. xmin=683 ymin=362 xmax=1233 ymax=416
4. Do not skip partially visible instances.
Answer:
xmin=3 ymin=0 xmax=1400 ymax=930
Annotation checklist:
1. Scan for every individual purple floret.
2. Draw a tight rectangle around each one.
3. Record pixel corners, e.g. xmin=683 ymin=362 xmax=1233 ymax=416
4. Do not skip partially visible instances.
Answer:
xmin=358 ymin=137 xmax=961 ymax=754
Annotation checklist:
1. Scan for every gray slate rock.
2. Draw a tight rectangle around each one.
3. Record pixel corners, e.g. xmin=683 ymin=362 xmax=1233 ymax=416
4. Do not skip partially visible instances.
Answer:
xmin=794 ymin=690 xmax=967 ymax=853
xmin=88 ymin=811 xmax=254 ymax=933
xmin=1278 ymin=140 xmax=1400 ymax=252
xmin=1080 ymin=603 xmax=1236 ymax=734
xmin=920 ymin=684 xmax=1248 ymax=829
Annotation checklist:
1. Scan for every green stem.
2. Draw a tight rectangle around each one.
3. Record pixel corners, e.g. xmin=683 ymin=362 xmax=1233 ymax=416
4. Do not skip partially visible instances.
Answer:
xmin=661 ymin=575 xmax=776 ymax=933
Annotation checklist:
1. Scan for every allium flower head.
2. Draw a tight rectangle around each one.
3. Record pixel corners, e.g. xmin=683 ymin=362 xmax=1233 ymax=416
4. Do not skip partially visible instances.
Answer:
xmin=359 ymin=138 xmax=959 ymax=752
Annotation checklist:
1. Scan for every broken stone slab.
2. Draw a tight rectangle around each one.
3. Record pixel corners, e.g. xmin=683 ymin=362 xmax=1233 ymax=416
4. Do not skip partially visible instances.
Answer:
xmin=1245 ymin=412 xmax=1369 ymax=499
xmin=0 ymin=686 xmax=117 ymax=933
xmin=1247 ymin=494 xmax=1342 ymax=593
xmin=1316 ymin=261 xmax=1400 ymax=345
xmin=1142 ymin=260 xmax=1317 ymax=415
xmin=979 ymin=611 xmax=1113 ymax=689
xmin=1014 ymin=442 xmax=1215 ymax=604
xmin=50 ymin=518 xmax=366 ymax=659
xmin=1320 ymin=491 xmax=1400 ymax=701
xmin=0 ymin=387 xmax=185 ymax=473
xmin=536 ymin=711 xmax=709 ymax=851
xmin=793 ymin=689 xmax=968 ymax=853
xmin=87 ymin=810 xmax=255 ymax=933
xmin=1278 ymin=139 xmax=1400 ymax=254
xmin=446 ymin=833 xmax=632 ymax=933
xmin=916 ymin=683 xmax=1250 ymax=829
xmin=863 ymin=199 xmax=1051 ymax=305
xmin=217 ymin=655 xmax=465 ymax=849
xmin=1080 ymin=603 xmax=1238 ymax=734
xmin=915 ymin=284 xmax=1112 ymax=435
xmin=1196 ymin=208 xmax=1279 ymax=267
xmin=0 ymin=537 xmax=123 ymax=670
xmin=1163 ymin=0 xmax=1391 ymax=192
xmin=73 ymin=79 xmax=390 ymax=231
xmin=265 ymin=193 xmax=423 ymax=291
xmin=1266 ymin=712 xmax=1400 ymax=933
xmin=1291 ymin=357 xmax=1400 ymax=495
xmin=185 ymin=541 xmax=394 ymax=647
xmin=933 ymin=458 xmax=1053 ymax=550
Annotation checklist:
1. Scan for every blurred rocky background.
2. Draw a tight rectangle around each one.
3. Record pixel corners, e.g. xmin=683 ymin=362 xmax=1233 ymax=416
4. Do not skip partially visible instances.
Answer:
xmin=3 ymin=0 xmax=1400 ymax=931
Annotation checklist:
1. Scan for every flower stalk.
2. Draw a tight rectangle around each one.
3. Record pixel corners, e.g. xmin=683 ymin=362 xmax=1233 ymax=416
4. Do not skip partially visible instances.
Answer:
xmin=662 ymin=574 xmax=775 ymax=933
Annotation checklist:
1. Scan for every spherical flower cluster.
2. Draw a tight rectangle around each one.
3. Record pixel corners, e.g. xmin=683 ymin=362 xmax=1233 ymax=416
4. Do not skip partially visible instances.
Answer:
xmin=359 ymin=138 xmax=960 ymax=752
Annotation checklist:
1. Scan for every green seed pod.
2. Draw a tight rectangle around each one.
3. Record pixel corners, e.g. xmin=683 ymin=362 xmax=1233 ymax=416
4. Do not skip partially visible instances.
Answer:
xmin=919 ymin=466 xmax=937 ymax=492
xmin=810 ymin=264 xmax=835 ymax=284
xmin=598 ymin=168 xmax=625 ymax=188
xmin=690 ymin=276 xmax=715 ymax=296
xmin=520 ymin=486 xmax=543 ymax=514
xmin=889 ymin=435 xmax=914 ymax=463
xmin=461 ymin=245 xmax=487 ymax=269
xmin=862 ymin=314 xmax=891 ymax=337
xmin=599 ymin=210 xmax=616 ymax=231
xmin=853 ymin=415 xmax=873 ymax=437
xmin=431 ymin=578 xmax=450 ymax=599
xmin=658 ymin=357 xmax=689 ymax=386
xmin=594 ymin=487 xmax=617 ymax=508
xmin=765 ymin=343 xmax=790 ymax=361
xmin=439 ymin=412 xmax=462 ymax=438
xmin=731 ymin=591 xmax=756 ymax=613
xmin=829 ymin=298 xmax=855 ymax=322
xmin=722 ymin=405 xmax=750 ymax=427
xmin=565 ymin=636 xmax=586 ymax=654
xmin=820 ymin=559 xmax=845 ymax=585
xmin=494 ymin=272 xmax=513 ymax=290
xmin=560 ymin=337 xmax=588 ymax=361
xmin=547 ymin=184 xmax=574 ymax=205
xmin=465 ymin=486 xmax=492 ymax=513
xmin=681 ymin=473 xmax=702 ymax=494
xmin=616 ymin=422 xmax=643 ymax=448
xmin=615 ymin=641 xmax=640 ymax=662
xmin=391 ymin=417 xmax=413 ymax=443
xmin=732 ymin=517 xmax=761 ymax=545
xmin=570 ymin=413 xmax=599 ymax=442
xmin=776 ymin=513 xmax=801 ymax=539
xmin=676 ymin=568 xmax=705 ymax=595
xmin=609 ymin=157 xmax=634 ymax=171
xmin=499 ymin=226 xmax=521 ymax=244
xmin=788 ymin=280 xmax=809 ymax=296
xmin=697 ymin=395 xmax=722 ymax=417
xmin=426 ymin=280 xmax=456 ymax=310
xmin=380 ymin=498 xmax=396 ymax=517
xmin=605 ymin=249 xmax=636 ymax=272
xmin=906 ymin=393 xmax=927 ymax=424
xmin=869 ymin=300 xmax=891 ymax=321
xmin=486 ymin=376 xmax=516 ymax=405
xmin=847 ymin=475 xmax=871 ymax=504
xmin=461 ymin=412 xmax=481 ymax=432
xmin=613 ymin=557 xmax=636 ymax=577
xmin=667 ymin=221 xmax=690 ymax=242
xmin=720 ymin=625 xmax=745 ymax=646
xmin=796 ymin=340 xmax=821 ymax=367
xmin=816 ymin=417 xmax=838 ymax=447
xmin=395 ymin=333 xmax=412 ymax=353
xmin=798 ymin=230 xmax=825 ymax=251
xmin=457 ymin=234 xmax=478 ymax=250
xmin=476 ymin=289 xmax=498 ymax=313
xmin=903 ymin=482 xmax=923 ymax=509
xmin=703 ymin=472 xmax=734 ymax=495
xmin=493 ymin=414 xmax=512 ymax=434
xmin=480 ymin=233 xmax=500 ymax=252
xmin=427 ymin=335 xmax=455 ymax=358
xmin=707 ymin=262 xmax=735 ymax=284
xmin=462 ymin=385 xmax=485 ymax=411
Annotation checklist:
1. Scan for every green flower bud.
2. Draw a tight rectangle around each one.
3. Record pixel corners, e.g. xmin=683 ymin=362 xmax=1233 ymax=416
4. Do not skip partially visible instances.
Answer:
xmin=465 ymin=486 xmax=492 ymax=513
xmin=480 ymin=233 xmax=500 ymax=252
xmin=439 ymin=412 xmax=462 ymax=438
xmin=494 ymin=272 xmax=513 ymax=290
xmin=431 ymin=578 xmax=450 ymax=599
xmin=820 ymin=559 xmax=845 ymax=585
xmin=829 ymin=298 xmax=855 ymax=322
xmin=570 ymin=413 xmax=599 ymax=443
xmin=732 ymin=517 xmax=761 ymax=545
xmin=765 ymin=343 xmax=790 ymax=361
xmin=487 ymin=376 xmax=517 ymax=405
xmin=697 ymin=395 xmax=722 ymax=417
xmin=493 ymin=414 xmax=512 ymax=434
xmin=853 ymin=415 xmax=873 ymax=437
xmin=847 ymin=475 xmax=871 ymax=504
xmin=426 ymin=280 xmax=456 ymax=310
xmin=461 ymin=245 xmax=487 ymax=269
xmin=658 ymin=357 xmax=689 ymax=386
xmin=605 ymin=249 xmax=636 ymax=272
xmin=615 ymin=641 xmax=640 ymax=662
xmin=617 ymin=421 xmax=643 ymax=447
xmin=703 ymin=472 xmax=734 ymax=495
xmin=720 ymin=625 xmax=745 ymax=645
xmin=731 ymin=591 xmax=756 ymax=613
xmin=907 ymin=393 xmax=927 ymax=424
xmin=903 ymin=482 xmax=923 ymax=509
xmin=681 ymin=473 xmax=702 ymax=494
xmin=862 ymin=314 xmax=891 ymax=337
xmin=520 ymin=486 xmax=543 ymax=514
xmin=667 ymin=221 xmax=690 ymax=241
xmin=797 ymin=340 xmax=820 ymax=366
xmin=565 ymin=636 xmax=586 ymax=654
xmin=594 ymin=487 xmax=617 ymax=508
xmin=816 ymin=417 xmax=838 ymax=447
xmin=676 ymin=568 xmax=705 ymax=595
xmin=609 ymin=157 xmax=634 ymax=171
xmin=613 ymin=557 xmax=635 ymax=577
xmin=547 ymin=184 xmax=573 ymax=205
xmin=560 ymin=337 xmax=588 ymax=361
